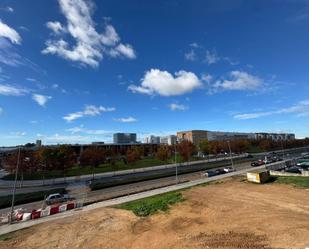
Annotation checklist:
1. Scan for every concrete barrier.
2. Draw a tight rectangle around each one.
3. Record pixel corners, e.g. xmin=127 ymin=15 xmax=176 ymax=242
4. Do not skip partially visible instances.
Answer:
xmin=270 ymin=170 xmax=309 ymax=177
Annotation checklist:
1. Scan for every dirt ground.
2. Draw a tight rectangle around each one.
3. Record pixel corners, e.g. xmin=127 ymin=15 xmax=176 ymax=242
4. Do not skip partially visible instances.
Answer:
xmin=1 ymin=178 xmax=308 ymax=249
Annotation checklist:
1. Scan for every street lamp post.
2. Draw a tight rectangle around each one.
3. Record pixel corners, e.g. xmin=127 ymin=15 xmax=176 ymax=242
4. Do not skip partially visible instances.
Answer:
xmin=174 ymin=143 xmax=178 ymax=184
xmin=227 ymin=140 xmax=234 ymax=169
xmin=10 ymin=146 xmax=21 ymax=224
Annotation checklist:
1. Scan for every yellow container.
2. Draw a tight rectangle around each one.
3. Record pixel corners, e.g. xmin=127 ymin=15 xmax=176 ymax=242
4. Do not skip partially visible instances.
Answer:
xmin=247 ymin=171 xmax=270 ymax=183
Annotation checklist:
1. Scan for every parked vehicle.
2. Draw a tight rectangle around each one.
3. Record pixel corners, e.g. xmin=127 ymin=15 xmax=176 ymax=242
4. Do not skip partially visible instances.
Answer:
xmin=204 ymin=170 xmax=218 ymax=177
xmin=45 ymin=193 xmax=74 ymax=206
xmin=285 ymin=166 xmax=302 ymax=174
xmin=223 ymin=167 xmax=236 ymax=173
xmin=215 ymin=168 xmax=227 ymax=175
xmin=251 ymin=160 xmax=264 ymax=167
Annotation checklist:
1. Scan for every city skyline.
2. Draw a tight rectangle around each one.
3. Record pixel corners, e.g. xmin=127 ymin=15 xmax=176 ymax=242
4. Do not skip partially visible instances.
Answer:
xmin=1 ymin=0 xmax=309 ymax=146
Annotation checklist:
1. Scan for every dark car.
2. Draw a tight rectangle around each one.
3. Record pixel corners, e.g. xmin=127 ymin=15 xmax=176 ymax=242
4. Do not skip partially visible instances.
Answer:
xmin=204 ymin=170 xmax=218 ymax=177
xmin=285 ymin=166 xmax=302 ymax=174
xmin=251 ymin=160 xmax=264 ymax=167
xmin=215 ymin=168 xmax=227 ymax=175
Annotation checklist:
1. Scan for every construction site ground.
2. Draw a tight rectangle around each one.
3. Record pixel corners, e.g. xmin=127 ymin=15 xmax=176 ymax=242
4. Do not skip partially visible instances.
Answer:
xmin=0 ymin=176 xmax=308 ymax=249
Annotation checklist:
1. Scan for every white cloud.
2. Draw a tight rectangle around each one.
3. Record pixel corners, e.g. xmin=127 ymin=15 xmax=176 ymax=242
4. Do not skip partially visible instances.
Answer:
xmin=0 ymin=107 xmax=3 ymax=114
xmin=32 ymin=94 xmax=52 ymax=107
xmin=234 ymin=100 xmax=309 ymax=120
xmin=214 ymin=71 xmax=262 ymax=91
xmin=205 ymin=50 xmax=220 ymax=64
xmin=0 ymin=20 xmax=21 ymax=44
xmin=26 ymin=78 xmax=37 ymax=82
xmin=128 ymin=69 xmax=202 ymax=96
xmin=110 ymin=43 xmax=136 ymax=59
xmin=201 ymin=73 xmax=213 ymax=83
xmin=190 ymin=42 xmax=199 ymax=48
xmin=66 ymin=126 xmax=112 ymax=135
xmin=234 ymin=112 xmax=273 ymax=120
xmin=113 ymin=116 xmax=137 ymax=123
xmin=63 ymin=105 xmax=115 ymax=122
xmin=46 ymin=21 xmax=66 ymax=34
xmin=44 ymin=133 xmax=90 ymax=143
xmin=0 ymin=84 xmax=27 ymax=96
xmin=42 ymin=0 xmax=136 ymax=67
xmin=169 ymin=103 xmax=188 ymax=111
xmin=1 ymin=6 xmax=14 ymax=13
xmin=184 ymin=49 xmax=196 ymax=61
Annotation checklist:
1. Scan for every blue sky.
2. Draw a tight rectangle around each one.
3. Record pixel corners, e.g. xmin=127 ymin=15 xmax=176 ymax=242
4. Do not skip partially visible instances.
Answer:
xmin=0 ymin=0 xmax=309 ymax=145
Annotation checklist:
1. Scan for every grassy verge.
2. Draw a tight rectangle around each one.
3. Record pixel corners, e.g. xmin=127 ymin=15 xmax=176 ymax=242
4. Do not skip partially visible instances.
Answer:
xmin=274 ymin=176 xmax=309 ymax=188
xmin=0 ymin=188 xmax=66 ymax=209
xmin=116 ymin=191 xmax=183 ymax=216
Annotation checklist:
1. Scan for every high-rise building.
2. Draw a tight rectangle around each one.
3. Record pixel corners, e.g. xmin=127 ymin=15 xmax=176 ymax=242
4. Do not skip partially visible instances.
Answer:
xmin=160 ymin=135 xmax=177 ymax=145
xmin=144 ymin=135 xmax=160 ymax=144
xmin=36 ymin=140 xmax=42 ymax=147
xmin=113 ymin=133 xmax=137 ymax=144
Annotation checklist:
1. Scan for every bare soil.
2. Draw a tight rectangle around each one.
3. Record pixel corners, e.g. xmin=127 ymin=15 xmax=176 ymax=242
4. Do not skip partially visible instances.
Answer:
xmin=1 ymin=178 xmax=308 ymax=249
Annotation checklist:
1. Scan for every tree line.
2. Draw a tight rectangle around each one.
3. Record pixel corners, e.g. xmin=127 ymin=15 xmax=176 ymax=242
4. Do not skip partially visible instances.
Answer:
xmin=2 ymin=138 xmax=309 ymax=177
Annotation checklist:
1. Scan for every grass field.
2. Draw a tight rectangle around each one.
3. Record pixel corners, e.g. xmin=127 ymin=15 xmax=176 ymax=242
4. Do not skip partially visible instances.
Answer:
xmin=116 ymin=191 xmax=184 ymax=216
xmin=274 ymin=176 xmax=309 ymax=188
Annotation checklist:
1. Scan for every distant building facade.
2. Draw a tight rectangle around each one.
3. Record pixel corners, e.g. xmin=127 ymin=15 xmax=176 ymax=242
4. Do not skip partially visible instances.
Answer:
xmin=177 ymin=130 xmax=208 ymax=145
xmin=160 ymin=135 xmax=177 ymax=145
xmin=255 ymin=133 xmax=295 ymax=141
xmin=144 ymin=135 xmax=160 ymax=144
xmin=177 ymin=130 xmax=295 ymax=145
xmin=113 ymin=133 xmax=137 ymax=144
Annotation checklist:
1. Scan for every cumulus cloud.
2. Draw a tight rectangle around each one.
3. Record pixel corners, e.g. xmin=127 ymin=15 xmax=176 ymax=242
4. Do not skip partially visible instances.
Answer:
xmin=113 ymin=116 xmax=137 ymax=123
xmin=0 ymin=84 xmax=28 ymax=96
xmin=128 ymin=69 xmax=202 ymax=96
xmin=0 ymin=20 xmax=21 ymax=44
xmin=234 ymin=100 xmax=309 ymax=120
xmin=32 ymin=94 xmax=52 ymax=107
xmin=169 ymin=103 xmax=188 ymax=111
xmin=63 ymin=105 xmax=115 ymax=122
xmin=42 ymin=0 xmax=136 ymax=67
xmin=214 ymin=71 xmax=262 ymax=91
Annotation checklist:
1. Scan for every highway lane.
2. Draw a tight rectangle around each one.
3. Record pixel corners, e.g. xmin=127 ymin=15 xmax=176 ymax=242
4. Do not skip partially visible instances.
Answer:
xmin=0 ymin=161 xmax=251 ymax=217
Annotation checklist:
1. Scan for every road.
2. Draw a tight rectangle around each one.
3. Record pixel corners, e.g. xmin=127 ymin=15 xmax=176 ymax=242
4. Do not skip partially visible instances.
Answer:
xmin=0 ymin=161 xmax=261 ymax=217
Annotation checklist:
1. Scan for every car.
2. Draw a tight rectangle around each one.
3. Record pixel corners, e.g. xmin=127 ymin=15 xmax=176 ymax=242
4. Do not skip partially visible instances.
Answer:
xmin=45 ymin=193 xmax=73 ymax=206
xmin=285 ymin=166 xmax=302 ymax=174
xmin=223 ymin=167 xmax=236 ymax=173
xmin=204 ymin=170 xmax=218 ymax=177
xmin=251 ymin=160 xmax=264 ymax=167
xmin=215 ymin=168 xmax=227 ymax=175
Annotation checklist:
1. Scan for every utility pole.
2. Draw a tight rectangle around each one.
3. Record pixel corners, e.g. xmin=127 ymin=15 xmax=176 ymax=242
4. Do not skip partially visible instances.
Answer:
xmin=280 ymin=139 xmax=285 ymax=160
xmin=174 ymin=143 xmax=178 ymax=184
xmin=10 ymin=146 xmax=21 ymax=224
xmin=227 ymin=140 xmax=234 ymax=168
